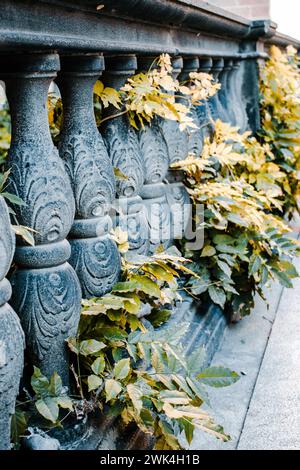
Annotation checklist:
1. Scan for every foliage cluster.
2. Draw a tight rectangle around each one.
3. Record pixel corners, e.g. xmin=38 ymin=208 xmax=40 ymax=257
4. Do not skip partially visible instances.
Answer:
xmin=0 ymin=104 xmax=11 ymax=166
xmin=1 ymin=46 xmax=300 ymax=449
xmin=67 ymin=242 xmax=238 ymax=449
xmin=259 ymin=45 xmax=300 ymax=218
xmin=13 ymin=238 xmax=239 ymax=450
xmin=94 ymin=54 xmax=220 ymax=130
xmin=172 ymin=120 xmax=300 ymax=318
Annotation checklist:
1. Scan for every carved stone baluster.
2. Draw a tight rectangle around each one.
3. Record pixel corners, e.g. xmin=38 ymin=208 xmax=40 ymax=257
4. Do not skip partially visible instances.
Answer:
xmin=2 ymin=54 xmax=81 ymax=384
xmin=197 ymin=58 xmax=214 ymax=139
xmin=158 ymin=57 xmax=190 ymax=244
xmin=136 ymin=57 xmax=172 ymax=253
xmin=137 ymin=57 xmax=169 ymax=185
xmin=159 ymin=57 xmax=189 ymax=164
xmin=0 ymin=196 xmax=24 ymax=450
xmin=218 ymin=59 xmax=236 ymax=125
xmin=100 ymin=55 xmax=149 ymax=254
xmin=178 ymin=57 xmax=203 ymax=157
xmin=209 ymin=59 xmax=227 ymax=122
xmin=57 ymin=55 xmax=121 ymax=298
xmin=231 ymin=59 xmax=249 ymax=132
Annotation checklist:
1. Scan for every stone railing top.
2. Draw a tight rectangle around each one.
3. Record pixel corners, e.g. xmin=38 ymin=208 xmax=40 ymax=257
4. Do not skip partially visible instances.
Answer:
xmin=40 ymin=0 xmax=252 ymax=36
xmin=264 ymin=30 xmax=300 ymax=50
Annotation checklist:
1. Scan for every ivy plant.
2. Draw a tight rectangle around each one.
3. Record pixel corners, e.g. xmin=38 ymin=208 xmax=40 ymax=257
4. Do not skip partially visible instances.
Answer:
xmin=259 ymin=45 xmax=300 ymax=219
xmin=172 ymin=119 xmax=300 ymax=319
xmin=67 ymin=241 xmax=239 ymax=450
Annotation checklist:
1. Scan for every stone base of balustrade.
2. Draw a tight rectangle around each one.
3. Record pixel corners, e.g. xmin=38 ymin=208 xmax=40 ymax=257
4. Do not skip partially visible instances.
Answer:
xmin=25 ymin=299 xmax=227 ymax=451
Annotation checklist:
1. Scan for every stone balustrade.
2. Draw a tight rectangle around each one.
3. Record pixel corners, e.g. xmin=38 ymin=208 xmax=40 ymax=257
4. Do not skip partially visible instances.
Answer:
xmin=0 ymin=0 xmax=298 ymax=450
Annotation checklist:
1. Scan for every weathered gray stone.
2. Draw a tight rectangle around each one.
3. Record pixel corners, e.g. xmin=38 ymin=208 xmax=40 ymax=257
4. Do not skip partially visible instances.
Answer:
xmin=2 ymin=54 xmax=81 ymax=385
xmin=190 ymin=281 xmax=285 ymax=450
xmin=24 ymin=428 xmax=61 ymax=450
xmin=209 ymin=58 xmax=228 ymax=123
xmin=218 ymin=59 xmax=235 ymax=125
xmin=58 ymin=54 xmax=121 ymax=298
xmin=0 ymin=196 xmax=24 ymax=450
xmin=238 ymin=258 xmax=300 ymax=450
xmin=196 ymin=58 xmax=214 ymax=139
xmin=0 ymin=0 xmax=295 ymax=452
xmin=101 ymin=55 xmax=149 ymax=255
xmin=178 ymin=57 xmax=203 ymax=157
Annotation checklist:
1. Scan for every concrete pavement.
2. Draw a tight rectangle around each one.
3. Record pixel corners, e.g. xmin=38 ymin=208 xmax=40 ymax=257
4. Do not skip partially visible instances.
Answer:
xmin=191 ymin=256 xmax=300 ymax=450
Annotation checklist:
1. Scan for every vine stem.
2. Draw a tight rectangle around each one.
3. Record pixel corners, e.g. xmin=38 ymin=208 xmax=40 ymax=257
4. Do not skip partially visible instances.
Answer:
xmin=99 ymin=109 xmax=128 ymax=125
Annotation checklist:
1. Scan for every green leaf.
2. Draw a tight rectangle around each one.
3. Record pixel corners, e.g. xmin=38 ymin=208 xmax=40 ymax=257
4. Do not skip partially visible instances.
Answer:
xmin=49 ymin=372 xmax=63 ymax=397
xmin=216 ymin=244 xmax=238 ymax=255
xmin=249 ymin=255 xmax=262 ymax=277
xmin=156 ymin=419 xmax=181 ymax=450
xmin=114 ymin=167 xmax=129 ymax=180
xmin=197 ymin=366 xmax=239 ymax=387
xmin=216 ymin=259 xmax=232 ymax=278
xmin=147 ymin=309 xmax=171 ymax=327
xmin=228 ymin=212 xmax=248 ymax=227
xmin=208 ymin=286 xmax=226 ymax=309
xmin=140 ymin=408 xmax=155 ymax=428
xmin=12 ymin=225 xmax=35 ymax=246
xmin=145 ymin=264 xmax=175 ymax=283
xmin=213 ymin=234 xmax=235 ymax=245
xmin=279 ymin=260 xmax=299 ymax=278
xmin=105 ymin=379 xmax=122 ymax=402
xmin=122 ymin=293 xmax=141 ymax=314
xmin=190 ymin=278 xmax=210 ymax=295
xmin=31 ymin=367 xmax=50 ymax=398
xmin=113 ymin=274 xmax=161 ymax=299
xmin=272 ymin=269 xmax=293 ymax=288
xmin=88 ymin=375 xmax=103 ymax=392
xmin=101 ymin=326 xmax=128 ymax=341
xmin=151 ymin=344 xmax=167 ymax=374
xmin=35 ymin=397 xmax=59 ymax=423
xmin=200 ymin=245 xmax=216 ymax=257
xmin=91 ymin=355 xmax=106 ymax=375
xmin=1 ymin=192 xmax=25 ymax=206
xmin=79 ymin=339 xmax=106 ymax=356
xmin=127 ymin=314 xmax=142 ymax=331
xmin=186 ymin=347 xmax=206 ymax=375
xmin=113 ymin=358 xmax=131 ymax=380
xmin=180 ymin=418 xmax=194 ymax=445
xmin=159 ymin=390 xmax=190 ymax=405
xmin=56 ymin=396 xmax=73 ymax=411
xmin=261 ymin=265 xmax=269 ymax=285
xmin=186 ymin=377 xmax=210 ymax=405
xmin=67 ymin=337 xmax=79 ymax=355
xmin=0 ymin=170 xmax=10 ymax=192
xmin=127 ymin=383 xmax=143 ymax=414
xmin=127 ymin=343 xmax=138 ymax=361
xmin=11 ymin=409 xmax=28 ymax=447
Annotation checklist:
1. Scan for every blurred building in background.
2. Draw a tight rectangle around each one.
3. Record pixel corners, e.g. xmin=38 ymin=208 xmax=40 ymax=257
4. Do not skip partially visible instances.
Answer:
xmin=208 ymin=0 xmax=299 ymax=40
xmin=208 ymin=0 xmax=270 ymax=19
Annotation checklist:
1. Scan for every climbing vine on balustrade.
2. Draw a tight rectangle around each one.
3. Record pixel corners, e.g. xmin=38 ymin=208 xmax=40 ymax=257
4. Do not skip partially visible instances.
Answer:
xmin=259 ymin=45 xmax=300 ymax=219
xmin=2 ymin=46 xmax=300 ymax=449
xmin=47 ymin=53 xmax=220 ymax=139
xmin=172 ymin=120 xmax=300 ymax=319
xmin=12 ymin=235 xmax=239 ymax=450
xmin=66 ymin=237 xmax=239 ymax=450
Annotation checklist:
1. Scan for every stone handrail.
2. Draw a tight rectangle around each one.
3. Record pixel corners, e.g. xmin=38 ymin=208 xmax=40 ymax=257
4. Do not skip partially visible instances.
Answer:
xmin=0 ymin=0 xmax=298 ymax=450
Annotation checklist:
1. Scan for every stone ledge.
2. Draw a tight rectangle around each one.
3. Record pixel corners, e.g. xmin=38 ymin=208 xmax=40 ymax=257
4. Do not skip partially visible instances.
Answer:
xmin=0 ymin=1 xmax=276 ymax=55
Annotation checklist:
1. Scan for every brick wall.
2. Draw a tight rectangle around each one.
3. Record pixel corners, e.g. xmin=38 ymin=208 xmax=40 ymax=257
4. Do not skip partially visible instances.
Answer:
xmin=208 ymin=0 xmax=271 ymax=19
